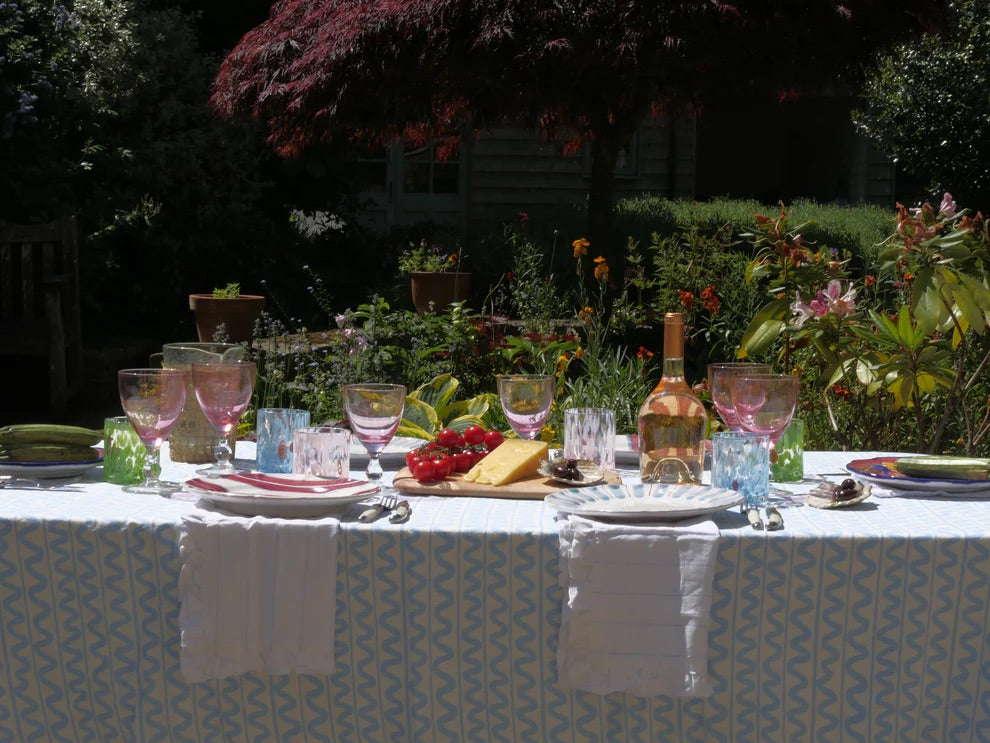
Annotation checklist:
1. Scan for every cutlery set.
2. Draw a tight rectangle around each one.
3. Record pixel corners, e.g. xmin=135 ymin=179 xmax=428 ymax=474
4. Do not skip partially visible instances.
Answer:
xmin=746 ymin=506 xmax=784 ymax=531
xmin=358 ymin=493 xmax=411 ymax=523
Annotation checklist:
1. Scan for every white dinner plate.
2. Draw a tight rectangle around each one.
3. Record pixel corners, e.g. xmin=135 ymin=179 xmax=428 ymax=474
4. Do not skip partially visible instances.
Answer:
xmin=545 ymin=482 xmax=743 ymax=522
xmin=846 ymin=456 xmax=990 ymax=495
xmin=0 ymin=453 xmax=103 ymax=479
xmin=349 ymin=436 xmax=425 ymax=467
xmin=185 ymin=473 xmax=379 ymax=517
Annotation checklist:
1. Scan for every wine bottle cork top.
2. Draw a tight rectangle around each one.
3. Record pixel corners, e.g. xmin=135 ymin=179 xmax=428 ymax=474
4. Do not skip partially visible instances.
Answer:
xmin=663 ymin=313 xmax=684 ymax=357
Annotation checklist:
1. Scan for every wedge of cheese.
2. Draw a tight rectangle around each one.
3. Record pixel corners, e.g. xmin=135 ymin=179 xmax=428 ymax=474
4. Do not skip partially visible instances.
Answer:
xmin=463 ymin=439 xmax=549 ymax=486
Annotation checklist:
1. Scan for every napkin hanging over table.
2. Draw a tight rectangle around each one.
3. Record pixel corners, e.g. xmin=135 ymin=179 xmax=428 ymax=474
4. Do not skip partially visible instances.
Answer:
xmin=556 ymin=514 xmax=720 ymax=698
xmin=178 ymin=507 xmax=339 ymax=682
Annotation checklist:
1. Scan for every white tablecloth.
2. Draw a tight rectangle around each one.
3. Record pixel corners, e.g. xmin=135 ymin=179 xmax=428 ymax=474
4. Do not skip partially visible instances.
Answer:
xmin=0 ymin=444 xmax=987 ymax=742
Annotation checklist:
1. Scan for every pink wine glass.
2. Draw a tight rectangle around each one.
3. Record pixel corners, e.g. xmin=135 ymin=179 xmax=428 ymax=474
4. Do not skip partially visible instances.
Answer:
xmin=729 ymin=373 xmax=800 ymax=453
xmin=117 ymin=368 xmax=188 ymax=496
xmin=191 ymin=360 xmax=257 ymax=477
xmin=497 ymin=374 xmax=554 ymax=440
xmin=342 ymin=383 xmax=406 ymax=483
xmin=708 ymin=362 xmax=771 ymax=431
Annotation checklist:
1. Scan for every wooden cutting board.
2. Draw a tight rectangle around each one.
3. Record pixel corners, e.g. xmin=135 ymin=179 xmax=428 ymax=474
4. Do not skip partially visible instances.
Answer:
xmin=392 ymin=467 xmax=622 ymax=499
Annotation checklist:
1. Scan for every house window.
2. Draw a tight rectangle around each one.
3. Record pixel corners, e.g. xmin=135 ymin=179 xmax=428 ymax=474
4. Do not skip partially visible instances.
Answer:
xmin=583 ymin=131 xmax=640 ymax=178
xmin=402 ymin=142 xmax=460 ymax=195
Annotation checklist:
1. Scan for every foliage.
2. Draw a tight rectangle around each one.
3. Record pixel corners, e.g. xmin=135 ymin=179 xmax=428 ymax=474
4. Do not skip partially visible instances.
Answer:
xmin=397 ymin=239 xmax=465 ymax=275
xmin=0 ymin=0 xmax=308 ymax=340
xmin=241 ymin=197 xmax=989 ymax=456
xmin=397 ymin=374 xmax=497 ymax=440
xmin=740 ymin=194 xmax=990 ymax=453
xmin=211 ymin=0 xmax=940 ymax=261
xmin=212 ymin=282 xmax=242 ymax=299
xmin=853 ymin=0 xmax=990 ymax=211
xmin=504 ymin=225 xmax=570 ymax=335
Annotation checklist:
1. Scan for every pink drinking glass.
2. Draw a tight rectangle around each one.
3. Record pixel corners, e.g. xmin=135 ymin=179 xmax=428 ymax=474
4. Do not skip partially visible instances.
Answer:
xmin=342 ymin=383 xmax=406 ymax=483
xmin=496 ymin=374 xmax=554 ymax=440
xmin=191 ymin=360 xmax=257 ymax=477
xmin=729 ymin=373 xmax=800 ymax=451
xmin=117 ymin=368 xmax=188 ymax=496
xmin=708 ymin=362 xmax=771 ymax=431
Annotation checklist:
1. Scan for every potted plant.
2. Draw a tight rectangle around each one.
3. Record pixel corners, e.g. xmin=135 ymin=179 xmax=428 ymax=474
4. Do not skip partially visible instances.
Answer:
xmin=398 ymin=240 xmax=470 ymax=314
xmin=188 ymin=282 xmax=266 ymax=343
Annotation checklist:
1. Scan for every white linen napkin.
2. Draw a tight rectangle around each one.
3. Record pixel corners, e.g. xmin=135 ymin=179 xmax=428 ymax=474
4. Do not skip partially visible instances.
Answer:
xmin=556 ymin=514 xmax=720 ymax=698
xmin=178 ymin=507 xmax=339 ymax=682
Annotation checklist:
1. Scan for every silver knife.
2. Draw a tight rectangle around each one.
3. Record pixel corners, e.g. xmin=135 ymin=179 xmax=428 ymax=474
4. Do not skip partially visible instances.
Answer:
xmin=389 ymin=500 xmax=411 ymax=523
xmin=746 ymin=508 xmax=764 ymax=530
xmin=765 ymin=507 xmax=784 ymax=531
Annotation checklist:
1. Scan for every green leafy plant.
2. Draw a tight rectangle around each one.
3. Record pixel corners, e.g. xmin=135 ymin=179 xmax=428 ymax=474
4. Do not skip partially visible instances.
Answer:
xmin=741 ymin=195 xmax=990 ymax=453
xmin=398 ymin=239 xmax=465 ymax=274
xmin=212 ymin=282 xmax=242 ymax=298
xmin=397 ymin=373 xmax=498 ymax=440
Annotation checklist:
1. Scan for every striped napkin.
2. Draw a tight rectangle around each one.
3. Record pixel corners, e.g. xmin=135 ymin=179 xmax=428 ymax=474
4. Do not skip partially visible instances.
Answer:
xmin=556 ymin=514 xmax=720 ymax=697
xmin=178 ymin=506 xmax=340 ymax=682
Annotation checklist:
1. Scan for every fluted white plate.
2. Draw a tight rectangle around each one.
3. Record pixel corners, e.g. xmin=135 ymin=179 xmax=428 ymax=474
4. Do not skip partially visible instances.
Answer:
xmin=545 ymin=482 xmax=743 ymax=522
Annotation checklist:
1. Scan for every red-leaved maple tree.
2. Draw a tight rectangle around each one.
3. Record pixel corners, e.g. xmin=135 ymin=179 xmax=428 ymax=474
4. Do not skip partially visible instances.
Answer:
xmin=212 ymin=0 xmax=943 ymax=256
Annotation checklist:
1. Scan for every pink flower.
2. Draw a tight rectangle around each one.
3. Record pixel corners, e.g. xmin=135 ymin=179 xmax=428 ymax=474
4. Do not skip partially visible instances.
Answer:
xmin=790 ymin=291 xmax=819 ymax=327
xmin=938 ymin=192 xmax=957 ymax=218
xmin=791 ymin=280 xmax=856 ymax=326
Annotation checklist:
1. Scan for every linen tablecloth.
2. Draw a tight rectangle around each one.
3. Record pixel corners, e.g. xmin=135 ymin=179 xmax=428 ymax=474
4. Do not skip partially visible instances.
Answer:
xmin=0 ymin=447 xmax=987 ymax=742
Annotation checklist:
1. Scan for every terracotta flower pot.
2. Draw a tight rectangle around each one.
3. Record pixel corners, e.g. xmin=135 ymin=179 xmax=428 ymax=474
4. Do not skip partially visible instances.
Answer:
xmin=409 ymin=272 xmax=471 ymax=314
xmin=188 ymin=294 xmax=265 ymax=344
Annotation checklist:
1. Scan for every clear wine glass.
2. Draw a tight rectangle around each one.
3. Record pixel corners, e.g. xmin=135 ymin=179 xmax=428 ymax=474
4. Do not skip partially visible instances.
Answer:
xmin=191 ymin=360 xmax=257 ymax=477
xmin=729 ymin=373 xmax=800 ymax=455
xmin=496 ymin=374 xmax=554 ymax=440
xmin=117 ymin=368 xmax=188 ymax=496
xmin=342 ymin=383 xmax=407 ymax=483
xmin=707 ymin=362 xmax=771 ymax=431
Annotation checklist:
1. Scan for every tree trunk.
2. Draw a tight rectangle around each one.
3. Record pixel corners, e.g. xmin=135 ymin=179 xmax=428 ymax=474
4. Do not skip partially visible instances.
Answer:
xmin=587 ymin=129 xmax=618 ymax=264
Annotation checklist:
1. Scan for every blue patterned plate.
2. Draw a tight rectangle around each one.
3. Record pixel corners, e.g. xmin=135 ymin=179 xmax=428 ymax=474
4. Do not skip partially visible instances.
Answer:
xmin=846 ymin=456 xmax=990 ymax=494
xmin=545 ymin=482 xmax=743 ymax=522
xmin=0 ymin=453 xmax=103 ymax=479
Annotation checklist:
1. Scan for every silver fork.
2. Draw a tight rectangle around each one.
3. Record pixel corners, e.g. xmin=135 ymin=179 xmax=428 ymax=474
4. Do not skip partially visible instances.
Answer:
xmin=358 ymin=492 xmax=398 ymax=522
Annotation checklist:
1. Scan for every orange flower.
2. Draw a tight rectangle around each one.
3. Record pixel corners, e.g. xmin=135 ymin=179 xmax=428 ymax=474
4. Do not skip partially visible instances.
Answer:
xmin=678 ymin=290 xmax=695 ymax=309
xmin=864 ymin=275 xmax=876 ymax=287
xmin=832 ymin=384 xmax=852 ymax=400
xmin=593 ymin=257 xmax=609 ymax=282
xmin=700 ymin=285 xmax=720 ymax=314
xmin=637 ymin=346 xmax=654 ymax=360
xmin=574 ymin=346 xmax=585 ymax=359
xmin=578 ymin=306 xmax=594 ymax=323
xmin=572 ymin=238 xmax=589 ymax=258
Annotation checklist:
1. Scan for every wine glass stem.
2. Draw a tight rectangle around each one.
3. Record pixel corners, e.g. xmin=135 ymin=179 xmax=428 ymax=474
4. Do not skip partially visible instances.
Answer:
xmin=142 ymin=444 xmax=163 ymax=485
xmin=366 ymin=453 xmax=383 ymax=481
xmin=215 ymin=431 xmax=234 ymax=469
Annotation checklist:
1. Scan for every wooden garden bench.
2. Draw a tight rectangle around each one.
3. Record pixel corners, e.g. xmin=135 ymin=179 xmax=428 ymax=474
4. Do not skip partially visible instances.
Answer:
xmin=0 ymin=217 xmax=83 ymax=413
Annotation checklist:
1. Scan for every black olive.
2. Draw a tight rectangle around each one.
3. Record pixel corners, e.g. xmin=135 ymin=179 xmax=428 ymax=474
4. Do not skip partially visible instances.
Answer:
xmin=841 ymin=478 xmax=856 ymax=490
xmin=551 ymin=458 xmax=583 ymax=480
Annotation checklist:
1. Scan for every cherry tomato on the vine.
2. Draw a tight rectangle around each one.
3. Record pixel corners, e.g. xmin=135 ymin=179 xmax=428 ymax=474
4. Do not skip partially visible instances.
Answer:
xmin=431 ymin=456 xmax=453 ymax=479
xmin=412 ymin=460 xmax=437 ymax=482
xmin=436 ymin=428 xmax=460 ymax=448
xmin=483 ymin=430 xmax=504 ymax=450
xmin=463 ymin=425 xmax=486 ymax=446
xmin=452 ymin=451 xmax=472 ymax=473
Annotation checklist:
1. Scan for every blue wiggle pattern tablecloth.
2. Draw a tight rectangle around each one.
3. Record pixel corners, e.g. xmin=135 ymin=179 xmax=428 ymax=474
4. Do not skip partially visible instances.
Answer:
xmin=0 ymin=447 xmax=988 ymax=742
